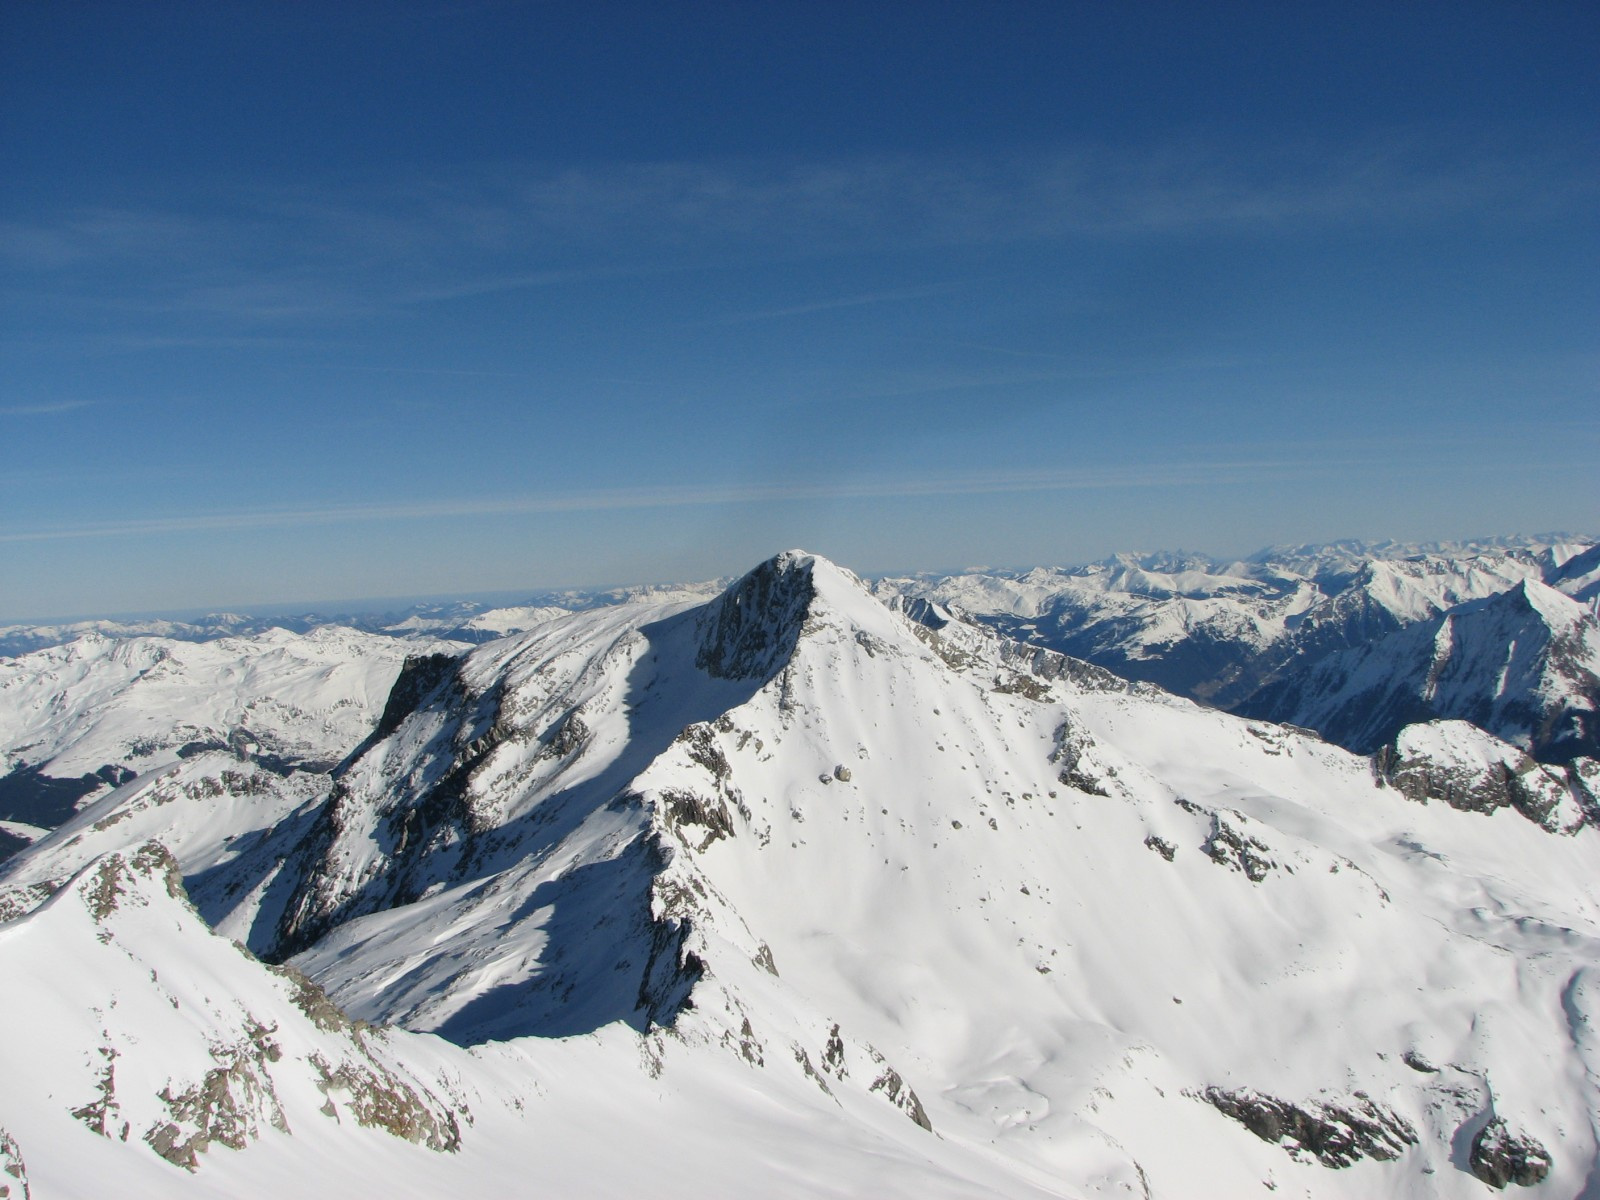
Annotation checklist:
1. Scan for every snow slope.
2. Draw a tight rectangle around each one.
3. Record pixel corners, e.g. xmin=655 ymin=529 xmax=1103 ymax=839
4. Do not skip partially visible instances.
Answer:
xmin=1 ymin=841 xmax=1040 ymax=1200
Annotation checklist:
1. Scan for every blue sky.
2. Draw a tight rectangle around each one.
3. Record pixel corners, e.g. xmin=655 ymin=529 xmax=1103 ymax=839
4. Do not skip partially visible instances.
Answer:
xmin=2 ymin=1 xmax=1596 ymax=620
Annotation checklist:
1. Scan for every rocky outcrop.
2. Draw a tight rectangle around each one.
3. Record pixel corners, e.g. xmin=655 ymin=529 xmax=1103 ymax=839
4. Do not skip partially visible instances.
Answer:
xmin=1202 ymin=1086 xmax=1417 ymax=1167
xmin=1202 ymin=814 xmax=1275 ymax=880
xmin=696 ymin=553 xmax=816 ymax=682
xmin=866 ymin=1053 xmax=933 ymax=1132
xmin=0 ymin=1127 xmax=27 ymax=1200
xmin=1375 ymin=721 xmax=1587 ymax=833
xmin=145 ymin=1022 xmax=291 ymax=1171
xmin=365 ymin=653 xmax=462 ymax=749
xmin=1469 ymin=1118 xmax=1552 ymax=1189
xmin=1050 ymin=716 xmax=1114 ymax=797
xmin=308 ymin=1053 xmax=460 ymax=1153
xmin=56 ymin=843 xmax=468 ymax=1171
xmin=81 ymin=841 xmax=188 ymax=921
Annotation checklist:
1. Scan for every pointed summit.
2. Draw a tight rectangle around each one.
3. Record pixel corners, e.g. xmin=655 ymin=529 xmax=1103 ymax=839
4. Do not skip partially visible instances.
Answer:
xmin=1491 ymin=576 xmax=1589 ymax=630
xmin=695 ymin=550 xmax=902 ymax=682
xmin=696 ymin=551 xmax=819 ymax=681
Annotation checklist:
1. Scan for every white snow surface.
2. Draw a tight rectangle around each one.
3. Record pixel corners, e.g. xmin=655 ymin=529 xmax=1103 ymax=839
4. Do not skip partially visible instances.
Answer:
xmin=2 ymin=550 xmax=1599 ymax=1198
xmin=0 ymin=625 xmax=464 ymax=781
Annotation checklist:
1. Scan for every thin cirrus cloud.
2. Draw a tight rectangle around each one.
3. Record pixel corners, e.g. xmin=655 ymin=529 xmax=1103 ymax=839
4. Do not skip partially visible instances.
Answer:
xmin=3 ymin=135 xmax=1587 ymax=290
xmin=0 ymin=459 xmax=1328 ymax=544
xmin=690 ymin=284 xmax=962 ymax=326
xmin=0 ymin=401 xmax=94 ymax=417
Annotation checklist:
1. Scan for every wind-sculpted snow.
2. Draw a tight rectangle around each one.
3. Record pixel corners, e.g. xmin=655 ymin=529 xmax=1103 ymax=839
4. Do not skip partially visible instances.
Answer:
xmin=4 ymin=549 xmax=1600 ymax=1197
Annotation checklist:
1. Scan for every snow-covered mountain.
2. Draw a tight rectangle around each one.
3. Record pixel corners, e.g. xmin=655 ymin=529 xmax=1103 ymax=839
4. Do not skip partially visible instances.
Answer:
xmin=0 ymin=604 xmax=513 ymax=658
xmin=877 ymin=535 xmax=1600 ymax=759
xmin=3 ymin=550 xmax=1598 ymax=1197
xmin=1240 ymin=579 xmax=1600 ymax=761
xmin=0 ymin=579 xmax=730 ymax=658
xmin=0 ymin=626 xmax=464 ymax=863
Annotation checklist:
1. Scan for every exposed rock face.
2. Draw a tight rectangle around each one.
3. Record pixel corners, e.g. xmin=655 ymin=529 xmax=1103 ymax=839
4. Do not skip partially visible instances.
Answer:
xmin=635 ymin=856 xmax=708 ymax=1030
xmin=359 ymin=652 xmax=463 ymax=753
xmin=1202 ymin=812 xmax=1276 ymax=881
xmin=867 ymin=1057 xmax=933 ymax=1132
xmin=1202 ymin=1086 xmax=1417 ymax=1167
xmin=145 ymin=1022 xmax=291 ymax=1171
xmin=1469 ymin=1118 xmax=1552 ymax=1189
xmin=270 ymin=963 xmax=368 ymax=1036
xmin=1144 ymin=834 xmax=1177 ymax=861
xmin=696 ymin=552 xmax=816 ymax=682
xmin=308 ymin=1054 xmax=460 ymax=1153
xmin=0 ymin=1127 xmax=27 ymax=1200
xmin=1050 ymin=716 xmax=1113 ymax=797
xmin=1375 ymin=720 xmax=1587 ymax=833
xmin=274 ymin=669 xmax=505 ymax=958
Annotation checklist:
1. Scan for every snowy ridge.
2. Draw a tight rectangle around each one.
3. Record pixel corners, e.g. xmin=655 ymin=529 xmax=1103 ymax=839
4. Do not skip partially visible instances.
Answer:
xmin=3 ymin=550 xmax=1600 ymax=1196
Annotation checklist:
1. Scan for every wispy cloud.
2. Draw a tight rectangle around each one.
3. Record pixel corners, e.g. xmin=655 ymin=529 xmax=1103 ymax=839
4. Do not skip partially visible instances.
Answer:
xmin=3 ymin=133 xmax=1590 ymax=332
xmin=0 ymin=400 xmax=93 ymax=417
xmin=327 ymin=364 xmax=532 ymax=379
xmin=0 ymin=461 xmax=1326 ymax=544
xmin=692 ymin=284 xmax=958 ymax=326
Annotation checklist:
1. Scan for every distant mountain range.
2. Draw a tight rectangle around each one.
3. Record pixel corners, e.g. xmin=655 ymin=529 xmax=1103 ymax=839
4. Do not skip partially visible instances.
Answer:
xmin=877 ymin=535 xmax=1600 ymax=762
xmin=0 ymin=580 xmax=727 ymax=658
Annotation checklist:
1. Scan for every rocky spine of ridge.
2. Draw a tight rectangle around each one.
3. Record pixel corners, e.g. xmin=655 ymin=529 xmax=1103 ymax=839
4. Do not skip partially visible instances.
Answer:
xmin=695 ymin=551 xmax=817 ymax=682
xmin=268 ymin=555 xmax=818 ymax=989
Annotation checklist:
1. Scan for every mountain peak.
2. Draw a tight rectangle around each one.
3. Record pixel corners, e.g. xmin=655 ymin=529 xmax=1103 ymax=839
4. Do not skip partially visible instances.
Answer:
xmin=695 ymin=551 xmax=903 ymax=682
xmin=1498 ymin=576 xmax=1588 ymax=628
xmin=695 ymin=551 xmax=821 ymax=681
